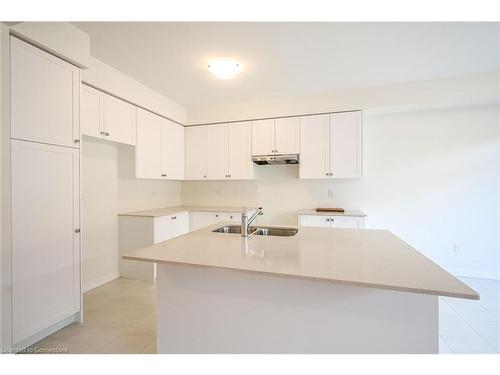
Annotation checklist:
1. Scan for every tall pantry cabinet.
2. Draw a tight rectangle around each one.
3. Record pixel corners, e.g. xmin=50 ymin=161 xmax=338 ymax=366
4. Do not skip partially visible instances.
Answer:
xmin=8 ymin=36 xmax=82 ymax=347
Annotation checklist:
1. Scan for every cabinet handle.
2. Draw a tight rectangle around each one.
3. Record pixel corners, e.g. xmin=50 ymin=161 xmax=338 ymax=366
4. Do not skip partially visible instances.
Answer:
xmin=228 ymin=174 xmax=231 ymax=178
xmin=215 ymin=214 xmax=219 ymax=218
xmin=161 ymin=174 xmax=167 ymax=177
xmin=75 ymin=229 xmax=81 ymax=233
xmin=171 ymin=216 xmax=177 ymax=220
xmin=100 ymin=131 xmax=105 ymax=135
xmin=105 ymin=132 xmax=110 ymax=136
xmin=203 ymin=175 xmax=207 ymax=178
xmin=74 ymin=139 xmax=80 ymax=144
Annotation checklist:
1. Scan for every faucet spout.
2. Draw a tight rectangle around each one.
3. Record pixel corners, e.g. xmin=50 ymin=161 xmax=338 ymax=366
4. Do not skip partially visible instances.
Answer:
xmin=241 ymin=207 xmax=263 ymax=237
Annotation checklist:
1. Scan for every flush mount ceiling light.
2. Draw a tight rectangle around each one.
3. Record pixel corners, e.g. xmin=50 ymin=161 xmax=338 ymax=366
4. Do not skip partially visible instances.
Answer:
xmin=207 ymin=58 xmax=242 ymax=79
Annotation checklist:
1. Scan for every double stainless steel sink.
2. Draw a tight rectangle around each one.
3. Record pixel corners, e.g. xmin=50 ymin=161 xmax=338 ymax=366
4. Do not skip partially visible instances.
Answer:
xmin=213 ymin=225 xmax=298 ymax=237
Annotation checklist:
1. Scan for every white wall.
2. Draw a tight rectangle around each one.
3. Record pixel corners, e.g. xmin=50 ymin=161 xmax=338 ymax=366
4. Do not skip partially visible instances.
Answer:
xmin=81 ymin=138 xmax=181 ymax=292
xmin=182 ymin=104 xmax=500 ymax=280
xmin=187 ymin=72 xmax=500 ymax=125
xmin=82 ymin=57 xmax=186 ymax=124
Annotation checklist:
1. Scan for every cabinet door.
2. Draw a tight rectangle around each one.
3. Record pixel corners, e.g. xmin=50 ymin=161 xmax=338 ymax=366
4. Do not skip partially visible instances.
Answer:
xmin=135 ymin=109 xmax=162 ymax=179
xmin=102 ymin=93 xmax=136 ymax=145
xmin=189 ymin=212 xmax=218 ymax=231
xmin=185 ymin=126 xmax=208 ymax=180
xmin=275 ymin=117 xmax=300 ymax=154
xmin=161 ymin=120 xmax=185 ymax=180
xmin=206 ymin=124 xmax=228 ymax=180
xmin=298 ymin=215 xmax=329 ymax=228
xmin=172 ymin=212 xmax=189 ymax=237
xmin=330 ymin=111 xmax=362 ymax=178
xmin=331 ymin=216 xmax=361 ymax=229
xmin=227 ymin=121 xmax=253 ymax=180
xmin=80 ymin=85 xmax=103 ymax=138
xmin=154 ymin=215 xmax=173 ymax=244
xmin=251 ymin=119 xmax=275 ymax=155
xmin=299 ymin=114 xmax=330 ymax=179
xmin=218 ymin=212 xmax=242 ymax=222
xmin=10 ymin=37 xmax=80 ymax=148
xmin=11 ymin=139 xmax=80 ymax=344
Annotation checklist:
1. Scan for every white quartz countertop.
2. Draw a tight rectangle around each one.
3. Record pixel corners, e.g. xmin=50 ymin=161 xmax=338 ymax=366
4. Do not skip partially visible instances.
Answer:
xmin=119 ymin=205 xmax=256 ymax=217
xmin=123 ymin=223 xmax=478 ymax=300
xmin=298 ymin=209 xmax=367 ymax=217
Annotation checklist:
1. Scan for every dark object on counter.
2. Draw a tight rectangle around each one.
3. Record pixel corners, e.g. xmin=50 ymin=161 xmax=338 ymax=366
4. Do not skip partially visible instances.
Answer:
xmin=316 ymin=207 xmax=345 ymax=213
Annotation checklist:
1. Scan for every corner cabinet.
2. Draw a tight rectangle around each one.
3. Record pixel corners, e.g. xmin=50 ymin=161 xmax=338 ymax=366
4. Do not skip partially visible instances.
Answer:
xmin=185 ymin=122 xmax=253 ymax=180
xmin=80 ymin=84 xmax=136 ymax=145
xmin=135 ymin=108 xmax=184 ymax=180
xmin=119 ymin=212 xmax=189 ymax=281
xmin=299 ymin=111 xmax=362 ymax=179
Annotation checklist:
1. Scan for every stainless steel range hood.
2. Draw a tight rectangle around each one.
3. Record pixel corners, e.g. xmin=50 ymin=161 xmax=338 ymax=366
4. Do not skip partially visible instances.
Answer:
xmin=252 ymin=154 xmax=299 ymax=165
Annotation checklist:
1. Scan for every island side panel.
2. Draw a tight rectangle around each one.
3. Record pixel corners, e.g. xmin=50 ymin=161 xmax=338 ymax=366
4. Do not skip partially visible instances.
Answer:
xmin=156 ymin=264 xmax=438 ymax=354
xmin=118 ymin=216 xmax=155 ymax=281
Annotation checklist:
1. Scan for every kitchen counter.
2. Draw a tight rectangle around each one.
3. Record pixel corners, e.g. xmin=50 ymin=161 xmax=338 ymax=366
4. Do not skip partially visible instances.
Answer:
xmin=123 ymin=223 xmax=478 ymax=300
xmin=119 ymin=205 xmax=256 ymax=217
xmin=297 ymin=209 xmax=367 ymax=217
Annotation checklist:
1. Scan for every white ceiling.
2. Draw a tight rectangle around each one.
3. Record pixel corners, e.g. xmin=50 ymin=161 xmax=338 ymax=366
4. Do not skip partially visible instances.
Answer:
xmin=74 ymin=22 xmax=500 ymax=110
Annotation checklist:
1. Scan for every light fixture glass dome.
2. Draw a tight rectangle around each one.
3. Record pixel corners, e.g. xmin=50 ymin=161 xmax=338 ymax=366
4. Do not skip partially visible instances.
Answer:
xmin=208 ymin=58 xmax=242 ymax=79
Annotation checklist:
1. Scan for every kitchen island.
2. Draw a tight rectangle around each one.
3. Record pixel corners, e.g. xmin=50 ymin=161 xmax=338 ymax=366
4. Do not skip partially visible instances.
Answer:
xmin=123 ymin=224 xmax=478 ymax=354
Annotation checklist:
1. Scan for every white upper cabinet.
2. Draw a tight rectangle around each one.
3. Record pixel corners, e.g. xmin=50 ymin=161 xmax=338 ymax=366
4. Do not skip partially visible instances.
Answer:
xmin=185 ymin=126 xmax=208 ymax=180
xmin=136 ymin=109 xmax=184 ymax=180
xmin=299 ymin=114 xmax=330 ymax=179
xmin=10 ymin=36 xmax=80 ymax=148
xmin=300 ymin=111 xmax=362 ymax=179
xmin=227 ymin=122 xmax=253 ymax=180
xmin=275 ymin=117 xmax=300 ymax=154
xmin=80 ymin=84 xmax=136 ymax=146
xmin=186 ymin=122 xmax=253 ymax=180
xmin=330 ymin=111 xmax=362 ymax=178
xmin=252 ymin=118 xmax=300 ymax=155
xmin=102 ymin=94 xmax=136 ymax=145
xmin=251 ymin=119 xmax=275 ymax=155
xmin=135 ymin=109 xmax=162 ymax=179
xmin=161 ymin=119 xmax=185 ymax=180
xmin=207 ymin=124 xmax=229 ymax=180
xmin=81 ymin=85 xmax=102 ymax=138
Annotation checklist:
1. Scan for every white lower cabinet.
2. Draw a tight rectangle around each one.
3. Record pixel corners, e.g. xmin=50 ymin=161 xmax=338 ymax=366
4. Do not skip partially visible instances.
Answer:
xmin=119 ymin=212 xmax=189 ymax=281
xmin=11 ymin=139 xmax=81 ymax=345
xmin=299 ymin=214 xmax=365 ymax=229
xmin=189 ymin=211 xmax=242 ymax=232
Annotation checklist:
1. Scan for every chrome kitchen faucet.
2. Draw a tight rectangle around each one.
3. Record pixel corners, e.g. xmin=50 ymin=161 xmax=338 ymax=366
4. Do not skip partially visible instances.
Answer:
xmin=241 ymin=207 xmax=263 ymax=237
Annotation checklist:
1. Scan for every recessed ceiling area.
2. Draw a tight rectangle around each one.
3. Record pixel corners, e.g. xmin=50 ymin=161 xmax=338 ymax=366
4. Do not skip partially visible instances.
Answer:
xmin=73 ymin=22 xmax=500 ymax=111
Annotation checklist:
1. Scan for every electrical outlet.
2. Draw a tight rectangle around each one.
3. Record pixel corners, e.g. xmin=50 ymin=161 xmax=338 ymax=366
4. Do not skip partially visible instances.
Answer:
xmin=453 ymin=243 xmax=460 ymax=255
xmin=327 ymin=189 xmax=334 ymax=199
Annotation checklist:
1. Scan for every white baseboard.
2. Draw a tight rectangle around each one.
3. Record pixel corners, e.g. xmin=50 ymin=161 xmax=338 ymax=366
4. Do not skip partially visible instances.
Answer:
xmin=12 ymin=312 xmax=79 ymax=352
xmin=83 ymin=271 xmax=120 ymax=293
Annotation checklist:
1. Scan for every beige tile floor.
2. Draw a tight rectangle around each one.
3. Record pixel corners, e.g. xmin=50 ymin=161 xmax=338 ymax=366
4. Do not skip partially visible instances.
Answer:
xmin=29 ymin=278 xmax=157 ymax=354
xmin=28 ymin=276 xmax=500 ymax=354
